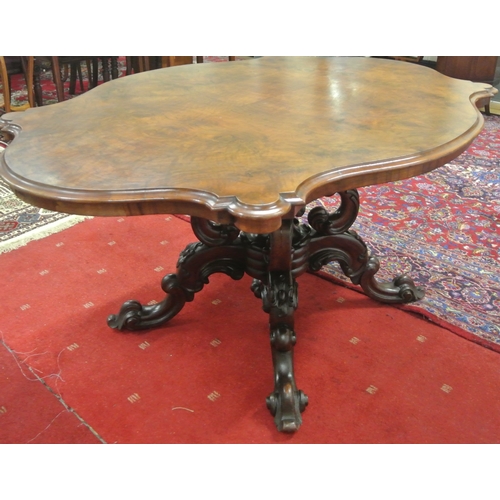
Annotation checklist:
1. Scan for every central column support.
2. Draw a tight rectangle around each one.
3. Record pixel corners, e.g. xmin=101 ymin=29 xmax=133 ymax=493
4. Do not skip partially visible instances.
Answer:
xmin=261 ymin=219 xmax=308 ymax=432
xmin=107 ymin=190 xmax=425 ymax=433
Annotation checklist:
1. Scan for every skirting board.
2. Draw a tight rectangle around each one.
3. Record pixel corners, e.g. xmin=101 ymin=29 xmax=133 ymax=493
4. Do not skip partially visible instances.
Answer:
xmin=489 ymin=100 xmax=500 ymax=115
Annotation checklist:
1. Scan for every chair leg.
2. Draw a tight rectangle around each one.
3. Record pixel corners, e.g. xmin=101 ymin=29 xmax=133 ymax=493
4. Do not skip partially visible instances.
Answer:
xmin=102 ymin=57 xmax=110 ymax=82
xmin=111 ymin=57 xmax=118 ymax=79
xmin=130 ymin=56 xmax=145 ymax=73
xmin=0 ymin=56 xmax=11 ymax=113
xmin=67 ymin=62 xmax=84 ymax=94
xmin=14 ymin=56 xmax=32 ymax=109
xmin=86 ymin=58 xmax=94 ymax=89
xmin=24 ymin=56 xmax=35 ymax=107
xmin=138 ymin=57 xmax=145 ymax=72
xmin=1 ymin=56 xmax=35 ymax=111
xmin=69 ymin=62 xmax=77 ymax=94
xmin=77 ymin=63 xmax=84 ymax=91
xmin=33 ymin=60 xmax=43 ymax=106
xmin=126 ymin=56 xmax=133 ymax=75
xmin=50 ymin=57 xmax=65 ymax=102
xmin=92 ymin=59 xmax=99 ymax=88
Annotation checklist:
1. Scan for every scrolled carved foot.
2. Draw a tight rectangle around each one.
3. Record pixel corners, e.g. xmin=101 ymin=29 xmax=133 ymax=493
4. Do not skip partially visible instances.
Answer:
xmin=267 ymin=324 xmax=308 ymax=432
xmin=307 ymin=190 xmax=360 ymax=235
xmin=108 ymin=228 xmax=249 ymax=333
xmin=266 ymin=387 xmax=309 ymax=433
xmin=107 ymin=300 xmax=145 ymax=331
xmin=357 ymin=256 xmax=425 ymax=304
xmin=308 ymin=221 xmax=425 ymax=305
xmin=107 ymin=274 xmax=190 ymax=331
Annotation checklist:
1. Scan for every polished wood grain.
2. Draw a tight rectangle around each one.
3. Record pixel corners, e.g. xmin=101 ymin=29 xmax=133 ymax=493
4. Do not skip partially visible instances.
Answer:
xmin=0 ymin=56 xmax=496 ymax=233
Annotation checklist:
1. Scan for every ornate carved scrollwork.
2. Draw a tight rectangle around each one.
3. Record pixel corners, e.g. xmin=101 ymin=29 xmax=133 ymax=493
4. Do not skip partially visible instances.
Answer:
xmin=266 ymin=324 xmax=308 ymax=432
xmin=355 ymin=255 xmax=425 ymax=303
xmin=190 ymin=217 xmax=240 ymax=246
xmin=0 ymin=117 xmax=19 ymax=147
xmin=270 ymin=322 xmax=297 ymax=350
xmin=259 ymin=270 xmax=308 ymax=432
xmin=109 ymin=224 xmax=247 ymax=332
xmin=177 ymin=242 xmax=203 ymax=266
xmin=307 ymin=190 xmax=360 ymax=235
xmin=306 ymin=192 xmax=424 ymax=305
xmin=250 ymin=279 xmax=264 ymax=299
xmin=107 ymin=274 xmax=191 ymax=331
xmin=308 ymin=230 xmax=368 ymax=277
xmin=108 ymin=190 xmax=425 ymax=432
xmin=260 ymin=272 xmax=298 ymax=316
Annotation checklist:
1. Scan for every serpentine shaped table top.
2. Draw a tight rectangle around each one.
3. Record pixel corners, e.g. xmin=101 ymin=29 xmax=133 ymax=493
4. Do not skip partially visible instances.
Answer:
xmin=0 ymin=56 xmax=495 ymax=233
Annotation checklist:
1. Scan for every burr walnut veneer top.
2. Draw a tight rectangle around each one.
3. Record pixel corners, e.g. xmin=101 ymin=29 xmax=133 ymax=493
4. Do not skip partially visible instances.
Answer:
xmin=0 ymin=57 xmax=495 ymax=233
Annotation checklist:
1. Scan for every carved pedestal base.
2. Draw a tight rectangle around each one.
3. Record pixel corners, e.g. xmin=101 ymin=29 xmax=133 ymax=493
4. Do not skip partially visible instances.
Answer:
xmin=108 ymin=190 xmax=424 ymax=432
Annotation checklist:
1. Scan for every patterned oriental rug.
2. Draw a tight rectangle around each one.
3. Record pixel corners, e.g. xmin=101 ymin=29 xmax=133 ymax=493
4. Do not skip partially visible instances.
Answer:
xmin=0 ymin=176 xmax=89 ymax=254
xmin=312 ymin=114 xmax=500 ymax=351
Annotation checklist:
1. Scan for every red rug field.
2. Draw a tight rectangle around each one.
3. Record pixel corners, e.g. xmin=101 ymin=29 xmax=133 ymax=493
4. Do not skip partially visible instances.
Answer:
xmin=1 ymin=213 xmax=500 ymax=443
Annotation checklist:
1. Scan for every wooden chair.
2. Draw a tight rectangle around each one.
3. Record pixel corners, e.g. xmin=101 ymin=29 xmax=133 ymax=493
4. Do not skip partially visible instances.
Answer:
xmin=49 ymin=57 xmax=95 ymax=102
xmin=126 ymin=56 xmax=194 ymax=74
xmin=55 ymin=57 xmax=117 ymax=95
xmin=60 ymin=57 xmax=93 ymax=94
xmin=0 ymin=56 xmax=34 ymax=114
xmin=390 ymin=56 xmax=423 ymax=63
xmin=196 ymin=56 xmax=236 ymax=63
xmin=90 ymin=57 xmax=119 ymax=88
xmin=126 ymin=56 xmax=237 ymax=75
xmin=30 ymin=57 xmax=97 ymax=105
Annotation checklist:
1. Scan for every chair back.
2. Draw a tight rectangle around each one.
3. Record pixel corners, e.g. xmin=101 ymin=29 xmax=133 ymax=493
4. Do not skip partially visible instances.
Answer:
xmin=0 ymin=56 xmax=34 ymax=113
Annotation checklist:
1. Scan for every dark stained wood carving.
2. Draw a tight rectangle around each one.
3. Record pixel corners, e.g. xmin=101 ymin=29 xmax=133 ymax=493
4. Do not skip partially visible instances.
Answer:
xmin=108 ymin=191 xmax=423 ymax=431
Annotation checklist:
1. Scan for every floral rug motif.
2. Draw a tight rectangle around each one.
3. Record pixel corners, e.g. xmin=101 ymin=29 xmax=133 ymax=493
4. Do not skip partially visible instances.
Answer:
xmin=311 ymin=115 xmax=500 ymax=350
xmin=0 ymin=173 xmax=89 ymax=254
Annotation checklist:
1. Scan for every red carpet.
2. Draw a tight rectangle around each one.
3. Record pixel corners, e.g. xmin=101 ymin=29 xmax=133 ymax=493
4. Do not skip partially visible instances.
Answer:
xmin=0 ymin=341 xmax=101 ymax=443
xmin=1 ymin=214 xmax=500 ymax=443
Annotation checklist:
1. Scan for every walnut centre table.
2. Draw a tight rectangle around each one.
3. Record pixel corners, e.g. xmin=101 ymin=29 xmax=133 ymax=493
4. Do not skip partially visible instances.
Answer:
xmin=0 ymin=57 xmax=496 ymax=432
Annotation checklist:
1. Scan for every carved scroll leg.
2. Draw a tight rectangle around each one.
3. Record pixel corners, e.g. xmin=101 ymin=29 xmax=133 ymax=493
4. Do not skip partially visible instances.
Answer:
xmin=107 ymin=273 xmax=193 ymax=331
xmin=264 ymin=272 xmax=309 ymax=432
xmin=263 ymin=221 xmax=308 ymax=432
xmin=309 ymin=231 xmax=425 ymax=305
xmin=108 ymin=238 xmax=246 ymax=332
xmin=308 ymin=193 xmax=424 ymax=304
xmin=355 ymin=253 xmax=425 ymax=304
